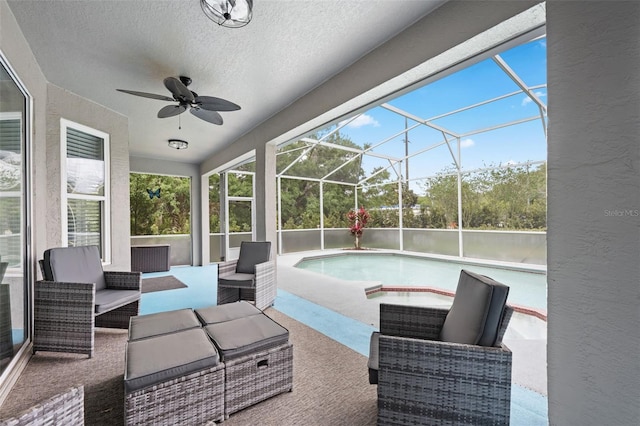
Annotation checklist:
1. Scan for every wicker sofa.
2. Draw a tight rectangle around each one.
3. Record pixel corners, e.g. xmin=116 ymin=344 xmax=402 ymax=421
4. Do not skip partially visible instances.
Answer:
xmin=35 ymin=246 xmax=141 ymax=358
xmin=368 ymin=270 xmax=513 ymax=425
xmin=0 ymin=386 xmax=84 ymax=426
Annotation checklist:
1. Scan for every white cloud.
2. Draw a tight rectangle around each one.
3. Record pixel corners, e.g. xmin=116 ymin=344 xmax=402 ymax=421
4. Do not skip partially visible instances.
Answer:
xmin=341 ymin=114 xmax=380 ymax=129
xmin=460 ymin=138 xmax=475 ymax=148
xmin=521 ymin=91 xmax=547 ymax=106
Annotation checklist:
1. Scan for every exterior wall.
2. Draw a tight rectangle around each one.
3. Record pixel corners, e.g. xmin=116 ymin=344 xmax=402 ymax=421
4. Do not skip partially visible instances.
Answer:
xmin=46 ymin=85 xmax=130 ymax=270
xmin=129 ymin=156 xmax=202 ymax=265
xmin=547 ymin=1 xmax=640 ymax=424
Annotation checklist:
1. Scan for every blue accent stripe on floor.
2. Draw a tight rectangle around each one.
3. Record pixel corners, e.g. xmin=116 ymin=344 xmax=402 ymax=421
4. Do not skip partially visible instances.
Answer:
xmin=140 ymin=265 xmax=217 ymax=315
xmin=274 ymin=289 xmax=376 ymax=356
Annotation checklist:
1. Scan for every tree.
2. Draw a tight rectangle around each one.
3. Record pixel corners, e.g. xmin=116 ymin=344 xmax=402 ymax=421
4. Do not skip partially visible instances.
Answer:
xmin=277 ymin=132 xmax=365 ymax=230
xmin=416 ymin=163 xmax=547 ymax=230
xmin=420 ymin=170 xmax=460 ymax=228
xmin=130 ymin=173 xmax=191 ymax=235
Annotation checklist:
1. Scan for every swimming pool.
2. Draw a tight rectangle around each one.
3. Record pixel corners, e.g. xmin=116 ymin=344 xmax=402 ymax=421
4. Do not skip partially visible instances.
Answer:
xmin=295 ymin=253 xmax=547 ymax=311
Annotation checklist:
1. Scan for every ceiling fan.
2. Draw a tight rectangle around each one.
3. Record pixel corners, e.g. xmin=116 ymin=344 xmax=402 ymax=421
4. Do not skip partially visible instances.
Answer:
xmin=116 ymin=76 xmax=240 ymax=125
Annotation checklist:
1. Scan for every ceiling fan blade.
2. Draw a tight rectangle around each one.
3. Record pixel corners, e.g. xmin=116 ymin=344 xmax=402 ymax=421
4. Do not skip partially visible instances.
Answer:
xmin=157 ymin=104 xmax=187 ymax=118
xmin=116 ymin=89 xmax=174 ymax=102
xmin=190 ymin=108 xmax=223 ymax=125
xmin=194 ymin=96 xmax=241 ymax=112
xmin=164 ymin=77 xmax=195 ymax=102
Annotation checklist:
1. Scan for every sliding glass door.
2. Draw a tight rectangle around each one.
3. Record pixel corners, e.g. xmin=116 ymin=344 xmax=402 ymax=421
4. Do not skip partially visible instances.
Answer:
xmin=0 ymin=53 xmax=31 ymax=387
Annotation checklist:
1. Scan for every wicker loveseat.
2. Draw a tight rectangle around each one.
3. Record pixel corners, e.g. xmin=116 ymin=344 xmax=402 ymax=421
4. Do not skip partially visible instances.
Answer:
xmin=0 ymin=386 xmax=84 ymax=426
xmin=35 ymin=246 xmax=141 ymax=358
xmin=368 ymin=270 xmax=514 ymax=425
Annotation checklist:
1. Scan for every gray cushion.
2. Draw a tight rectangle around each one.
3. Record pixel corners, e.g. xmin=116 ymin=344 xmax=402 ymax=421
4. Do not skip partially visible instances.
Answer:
xmin=368 ymin=332 xmax=379 ymax=384
xmin=235 ymin=241 xmax=271 ymax=274
xmin=44 ymin=246 xmax=107 ymax=291
xmin=439 ymin=269 xmax=509 ymax=346
xmin=129 ymin=308 xmax=201 ymax=340
xmin=204 ymin=314 xmax=288 ymax=361
xmin=218 ymin=273 xmax=255 ymax=289
xmin=195 ymin=301 xmax=262 ymax=325
xmin=94 ymin=289 xmax=140 ymax=313
xmin=124 ymin=328 xmax=220 ymax=393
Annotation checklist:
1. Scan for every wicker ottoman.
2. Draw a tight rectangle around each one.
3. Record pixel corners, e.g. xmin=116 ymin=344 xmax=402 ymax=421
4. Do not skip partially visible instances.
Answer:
xmin=128 ymin=308 xmax=201 ymax=341
xmin=196 ymin=303 xmax=294 ymax=419
xmin=125 ymin=315 xmax=225 ymax=425
xmin=194 ymin=301 xmax=262 ymax=324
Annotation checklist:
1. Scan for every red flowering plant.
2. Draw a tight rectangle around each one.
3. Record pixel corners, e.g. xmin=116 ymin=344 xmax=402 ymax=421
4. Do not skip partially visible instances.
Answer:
xmin=347 ymin=206 xmax=370 ymax=250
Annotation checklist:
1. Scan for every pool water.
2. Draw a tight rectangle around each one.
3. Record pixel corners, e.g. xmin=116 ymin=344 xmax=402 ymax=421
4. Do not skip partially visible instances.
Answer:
xmin=296 ymin=253 xmax=547 ymax=311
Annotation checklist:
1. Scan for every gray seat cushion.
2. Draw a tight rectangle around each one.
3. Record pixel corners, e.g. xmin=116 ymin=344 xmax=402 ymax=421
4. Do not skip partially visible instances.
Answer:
xmin=44 ymin=246 xmax=107 ymax=291
xmin=195 ymin=301 xmax=262 ymax=325
xmin=94 ymin=289 xmax=140 ymax=314
xmin=235 ymin=241 xmax=271 ymax=274
xmin=128 ymin=308 xmax=201 ymax=341
xmin=204 ymin=314 xmax=288 ymax=361
xmin=124 ymin=328 xmax=220 ymax=393
xmin=439 ymin=269 xmax=509 ymax=346
xmin=368 ymin=332 xmax=379 ymax=384
xmin=218 ymin=273 xmax=255 ymax=289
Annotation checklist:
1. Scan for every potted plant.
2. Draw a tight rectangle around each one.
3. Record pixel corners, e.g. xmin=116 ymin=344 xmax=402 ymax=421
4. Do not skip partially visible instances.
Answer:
xmin=347 ymin=206 xmax=370 ymax=250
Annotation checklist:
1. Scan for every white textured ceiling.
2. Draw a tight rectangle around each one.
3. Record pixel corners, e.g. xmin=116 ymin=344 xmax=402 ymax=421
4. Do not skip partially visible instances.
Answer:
xmin=7 ymin=0 xmax=445 ymax=164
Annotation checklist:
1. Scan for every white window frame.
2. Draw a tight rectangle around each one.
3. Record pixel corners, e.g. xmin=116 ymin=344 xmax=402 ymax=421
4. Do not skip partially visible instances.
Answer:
xmin=60 ymin=118 xmax=111 ymax=264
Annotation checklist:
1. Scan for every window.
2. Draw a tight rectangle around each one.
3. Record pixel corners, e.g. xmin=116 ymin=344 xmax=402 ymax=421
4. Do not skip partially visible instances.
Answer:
xmin=61 ymin=119 xmax=110 ymax=262
xmin=0 ymin=113 xmax=23 ymax=269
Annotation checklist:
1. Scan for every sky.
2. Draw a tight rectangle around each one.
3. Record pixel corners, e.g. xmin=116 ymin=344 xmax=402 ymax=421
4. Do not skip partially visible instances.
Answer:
xmin=322 ymin=36 xmax=548 ymax=187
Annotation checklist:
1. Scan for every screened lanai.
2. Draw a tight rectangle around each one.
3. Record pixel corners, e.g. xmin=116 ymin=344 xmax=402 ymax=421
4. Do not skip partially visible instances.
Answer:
xmin=209 ymin=34 xmax=548 ymax=266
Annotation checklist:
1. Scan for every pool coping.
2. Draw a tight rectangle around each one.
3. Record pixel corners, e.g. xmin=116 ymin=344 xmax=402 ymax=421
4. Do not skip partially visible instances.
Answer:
xmin=365 ymin=284 xmax=548 ymax=321
xmin=288 ymin=248 xmax=547 ymax=274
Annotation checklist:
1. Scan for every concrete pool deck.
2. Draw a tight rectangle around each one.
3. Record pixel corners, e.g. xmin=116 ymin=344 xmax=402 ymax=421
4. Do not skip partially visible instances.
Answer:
xmin=276 ymin=249 xmax=548 ymax=397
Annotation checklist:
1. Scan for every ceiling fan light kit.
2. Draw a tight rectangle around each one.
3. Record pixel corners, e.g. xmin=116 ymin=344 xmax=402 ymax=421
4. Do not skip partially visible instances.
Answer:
xmin=168 ymin=139 xmax=189 ymax=150
xmin=201 ymin=0 xmax=253 ymax=28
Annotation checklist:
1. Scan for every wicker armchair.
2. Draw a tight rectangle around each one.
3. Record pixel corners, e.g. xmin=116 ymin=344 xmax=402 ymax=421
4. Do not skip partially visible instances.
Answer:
xmin=217 ymin=241 xmax=276 ymax=310
xmin=35 ymin=246 xmax=141 ymax=358
xmin=369 ymin=270 xmax=513 ymax=425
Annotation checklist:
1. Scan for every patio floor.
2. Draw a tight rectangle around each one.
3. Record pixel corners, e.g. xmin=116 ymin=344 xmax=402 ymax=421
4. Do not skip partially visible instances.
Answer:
xmin=141 ymin=252 xmax=548 ymax=425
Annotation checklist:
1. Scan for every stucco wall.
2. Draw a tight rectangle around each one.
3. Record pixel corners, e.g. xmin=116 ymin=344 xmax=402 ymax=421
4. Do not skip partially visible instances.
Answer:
xmin=1 ymin=0 xmax=132 ymax=271
xmin=45 ymin=85 xmax=131 ymax=270
xmin=547 ymin=1 xmax=640 ymax=424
